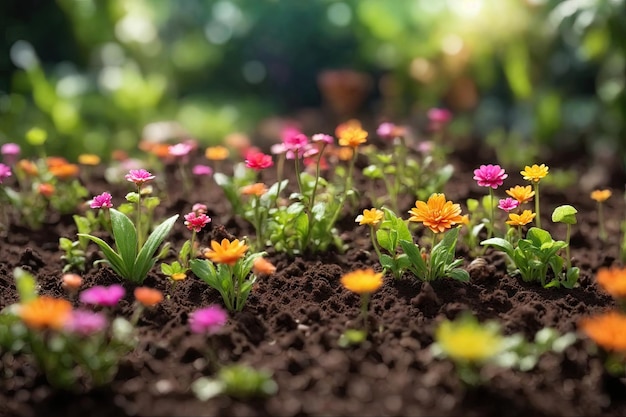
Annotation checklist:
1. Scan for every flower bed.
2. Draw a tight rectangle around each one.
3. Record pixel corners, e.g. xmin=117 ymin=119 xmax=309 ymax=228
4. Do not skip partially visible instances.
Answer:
xmin=1 ymin=122 xmax=626 ymax=416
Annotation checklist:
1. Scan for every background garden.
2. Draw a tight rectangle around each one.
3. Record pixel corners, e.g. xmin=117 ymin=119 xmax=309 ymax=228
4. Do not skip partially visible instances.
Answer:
xmin=1 ymin=0 xmax=625 ymax=168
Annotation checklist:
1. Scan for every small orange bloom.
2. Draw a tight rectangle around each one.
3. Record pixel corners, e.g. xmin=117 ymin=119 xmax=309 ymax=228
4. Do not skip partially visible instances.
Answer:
xmin=78 ymin=154 xmax=101 ymax=166
xmin=17 ymin=159 xmax=39 ymax=176
xmin=506 ymin=185 xmax=535 ymax=204
xmin=134 ymin=287 xmax=164 ymax=307
xmin=171 ymin=272 xmax=187 ymax=281
xmin=150 ymin=143 xmax=172 ymax=159
xmin=38 ymin=183 xmax=55 ymax=198
xmin=355 ymin=208 xmax=384 ymax=226
xmin=253 ymin=257 xmax=276 ymax=275
xmin=205 ymin=146 xmax=230 ymax=161
xmin=111 ymin=149 xmax=129 ymax=161
xmin=49 ymin=163 xmax=80 ymax=179
xmin=204 ymin=238 xmax=248 ymax=266
xmin=341 ymin=268 xmax=384 ymax=294
xmin=224 ymin=133 xmax=251 ymax=156
xmin=61 ymin=273 xmax=83 ymax=292
xmin=240 ymin=183 xmax=268 ymax=197
xmin=46 ymin=156 xmax=68 ymax=168
xmin=337 ymin=120 xmax=368 ymax=148
xmin=408 ymin=193 xmax=465 ymax=233
xmin=580 ymin=312 xmax=626 ymax=351
xmin=506 ymin=210 xmax=536 ymax=227
xmin=19 ymin=296 xmax=72 ymax=330
xmin=334 ymin=146 xmax=354 ymax=161
xmin=596 ymin=267 xmax=626 ymax=299
xmin=591 ymin=189 xmax=612 ymax=203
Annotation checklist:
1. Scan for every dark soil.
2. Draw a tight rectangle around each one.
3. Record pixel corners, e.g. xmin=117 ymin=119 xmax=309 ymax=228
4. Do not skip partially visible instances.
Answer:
xmin=1 ymin=141 xmax=626 ymax=417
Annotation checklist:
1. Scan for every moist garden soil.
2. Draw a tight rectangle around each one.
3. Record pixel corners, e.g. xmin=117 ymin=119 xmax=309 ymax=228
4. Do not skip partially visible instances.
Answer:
xmin=1 ymin=141 xmax=626 ymax=417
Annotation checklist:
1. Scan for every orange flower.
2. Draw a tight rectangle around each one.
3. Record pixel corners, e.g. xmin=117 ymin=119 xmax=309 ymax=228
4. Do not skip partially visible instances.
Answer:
xmin=150 ymin=143 xmax=172 ymax=159
xmin=48 ymin=163 xmax=80 ymax=179
xmin=17 ymin=159 xmax=39 ymax=176
xmin=334 ymin=146 xmax=354 ymax=161
xmin=46 ymin=156 xmax=68 ymax=168
xmin=506 ymin=210 xmax=536 ymax=227
xmin=134 ymin=287 xmax=164 ymax=307
xmin=19 ymin=296 xmax=72 ymax=330
xmin=61 ymin=273 xmax=83 ymax=292
xmin=253 ymin=257 xmax=276 ymax=275
xmin=356 ymin=208 xmax=384 ymax=226
xmin=240 ymin=183 xmax=268 ymax=197
xmin=224 ymin=133 xmax=252 ymax=156
xmin=204 ymin=238 xmax=248 ymax=266
xmin=38 ymin=183 xmax=55 ymax=198
xmin=171 ymin=272 xmax=187 ymax=281
xmin=205 ymin=146 xmax=230 ymax=161
xmin=111 ymin=149 xmax=129 ymax=161
xmin=506 ymin=185 xmax=535 ymax=204
xmin=596 ymin=267 xmax=626 ymax=299
xmin=591 ymin=189 xmax=612 ymax=203
xmin=579 ymin=312 xmax=626 ymax=351
xmin=337 ymin=120 xmax=368 ymax=148
xmin=408 ymin=193 xmax=465 ymax=233
xmin=341 ymin=268 xmax=384 ymax=294
xmin=78 ymin=154 xmax=101 ymax=166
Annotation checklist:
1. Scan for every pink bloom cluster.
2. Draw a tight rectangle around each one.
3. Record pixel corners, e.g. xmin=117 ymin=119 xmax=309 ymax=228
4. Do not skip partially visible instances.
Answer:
xmin=245 ymin=151 xmax=274 ymax=171
xmin=473 ymin=164 xmax=508 ymax=189
xmin=189 ymin=305 xmax=228 ymax=334
xmin=0 ymin=163 xmax=11 ymax=184
xmin=168 ymin=142 xmax=193 ymax=158
xmin=498 ymin=197 xmax=519 ymax=212
xmin=65 ymin=310 xmax=107 ymax=336
xmin=80 ymin=284 xmax=125 ymax=307
xmin=427 ymin=108 xmax=452 ymax=132
xmin=192 ymin=164 xmax=213 ymax=176
xmin=184 ymin=211 xmax=211 ymax=232
xmin=125 ymin=169 xmax=155 ymax=186
xmin=1 ymin=143 xmax=20 ymax=165
xmin=90 ymin=192 xmax=113 ymax=209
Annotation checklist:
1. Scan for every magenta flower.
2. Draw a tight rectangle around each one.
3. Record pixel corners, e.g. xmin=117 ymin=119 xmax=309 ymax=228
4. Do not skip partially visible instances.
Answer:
xmin=192 ymin=203 xmax=208 ymax=214
xmin=80 ymin=284 xmax=125 ymax=307
xmin=168 ymin=142 xmax=193 ymax=157
xmin=89 ymin=192 xmax=113 ymax=209
xmin=473 ymin=164 xmax=508 ymax=189
xmin=0 ymin=163 xmax=12 ymax=184
xmin=283 ymin=133 xmax=309 ymax=156
xmin=427 ymin=108 xmax=452 ymax=124
xmin=1 ymin=143 xmax=20 ymax=165
xmin=245 ymin=151 xmax=274 ymax=171
xmin=192 ymin=164 xmax=213 ymax=176
xmin=189 ymin=305 xmax=228 ymax=334
xmin=376 ymin=122 xmax=396 ymax=140
xmin=125 ymin=169 xmax=155 ymax=186
xmin=498 ymin=198 xmax=520 ymax=213
xmin=184 ymin=212 xmax=211 ymax=232
xmin=311 ymin=133 xmax=333 ymax=144
xmin=65 ymin=310 xmax=107 ymax=336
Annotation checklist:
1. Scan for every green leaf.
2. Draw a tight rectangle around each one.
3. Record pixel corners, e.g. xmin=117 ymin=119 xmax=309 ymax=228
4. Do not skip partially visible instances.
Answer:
xmin=132 ymin=214 xmax=179 ymax=284
xmin=109 ymin=209 xmax=138 ymax=269
xmin=399 ymin=239 xmax=427 ymax=279
xmin=13 ymin=267 xmax=37 ymax=303
xmin=78 ymin=233 xmax=129 ymax=278
xmin=480 ymin=237 xmax=514 ymax=257
xmin=551 ymin=205 xmax=577 ymax=225
xmin=526 ymin=227 xmax=552 ymax=247
xmin=447 ymin=268 xmax=470 ymax=282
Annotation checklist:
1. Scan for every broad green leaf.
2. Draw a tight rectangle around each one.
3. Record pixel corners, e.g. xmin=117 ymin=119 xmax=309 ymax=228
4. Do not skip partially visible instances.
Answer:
xmin=132 ymin=214 xmax=178 ymax=283
xmin=526 ymin=227 xmax=552 ymax=247
xmin=109 ymin=209 xmax=138 ymax=269
xmin=551 ymin=205 xmax=577 ymax=225
xmin=480 ymin=237 xmax=514 ymax=257
xmin=399 ymin=239 xmax=427 ymax=279
xmin=78 ymin=234 xmax=129 ymax=278
xmin=13 ymin=267 xmax=37 ymax=303
xmin=447 ymin=268 xmax=470 ymax=282
xmin=376 ymin=229 xmax=393 ymax=253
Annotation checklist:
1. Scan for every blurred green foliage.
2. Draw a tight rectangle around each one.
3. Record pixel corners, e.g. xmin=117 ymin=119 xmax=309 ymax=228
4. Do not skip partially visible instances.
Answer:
xmin=0 ymin=0 xmax=624 ymax=160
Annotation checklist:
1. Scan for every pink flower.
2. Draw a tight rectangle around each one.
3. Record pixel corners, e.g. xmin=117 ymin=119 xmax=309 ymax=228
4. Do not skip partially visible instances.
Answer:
xmin=189 ymin=305 xmax=228 ymax=334
xmin=245 ymin=151 xmax=274 ymax=171
xmin=473 ymin=164 xmax=507 ymax=189
xmin=192 ymin=203 xmax=208 ymax=214
xmin=89 ymin=192 xmax=113 ymax=209
xmin=0 ymin=163 xmax=12 ymax=184
xmin=80 ymin=284 xmax=125 ymax=307
xmin=168 ymin=142 xmax=193 ymax=157
xmin=377 ymin=122 xmax=396 ymax=140
xmin=64 ymin=310 xmax=107 ymax=336
xmin=192 ymin=164 xmax=213 ymax=176
xmin=184 ymin=212 xmax=211 ymax=232
xmin=125 ymin=169 xmax=155 ymax=186
xmin=283 ymin=133 xmax=309 ymax=156
xmin=498 ymin=198 xmax=520 ymax=212
xmin=311 ymin=133 xmax=333 ymax=144
xmin=427 ymin=108 xmax=452 ymax=124
xmin=1 ymin=143 xmax=20 ymax=165
xmin=270 ymin=143 xmax=287 ymax=155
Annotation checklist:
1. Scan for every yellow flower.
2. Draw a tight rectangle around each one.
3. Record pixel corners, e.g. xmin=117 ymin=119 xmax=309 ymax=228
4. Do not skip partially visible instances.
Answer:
xmin=408 ymin=193 xmax=465 ymax=233
xmin=579 ymin=312 xmax=626 ymax=352
xmin=337 ymin=120 xmax=368 ymax=148
xmin=171 ymin=272 xmax=187 ymax=281
xmin=435 ymin=315 xmax=504 ymax=363
xmin=505 ymin=185 xmax=535 ymax=204
xmin=356 ymin=208 xmax=384 ymax=226
xmin=334 ymin=146 xmax=354 ymax=161
xmin=205 ymin=146 xmax=230 ymax=161
xmin=78 ymin=154 xmax=101 ymax=166
xmin=521 ymin=164 xmax=549 ymax=183
xmin=596 ymin=267 xmax=626 ymax=299
xmin=591 ymin=189 xmax=612 ymax=203
xmin=341 ymin=268 xmax=384 ymax=294
xmin=204 ymin=238 xmax=248 ymax=266
xmin=19 ymin=296 xmax=73 ymax=330
xmin=240 ymin=183 xmax=268 ymax=197
xmin=505 ymin=210 xmax=536 ymax=226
